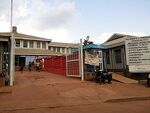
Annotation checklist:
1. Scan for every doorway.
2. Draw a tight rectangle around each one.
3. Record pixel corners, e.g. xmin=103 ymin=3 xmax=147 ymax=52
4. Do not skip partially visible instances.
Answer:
xmin=19 ymin=57 xmax=26 ymax=67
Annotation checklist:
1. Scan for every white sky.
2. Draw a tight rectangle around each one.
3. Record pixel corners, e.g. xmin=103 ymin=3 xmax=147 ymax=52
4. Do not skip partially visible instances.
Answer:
xmin=0 ymin=0 xmax=150 ymax=44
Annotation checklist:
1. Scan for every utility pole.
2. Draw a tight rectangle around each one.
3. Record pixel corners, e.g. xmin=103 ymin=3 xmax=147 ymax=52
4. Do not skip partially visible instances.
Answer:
xmin=10 ymin=0 xmax=14 ymax=86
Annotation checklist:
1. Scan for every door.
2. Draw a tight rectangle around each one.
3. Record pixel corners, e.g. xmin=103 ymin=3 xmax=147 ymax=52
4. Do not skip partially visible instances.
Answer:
xmin=99 ymin=50 xmax=103 ymax=71
xmin=19 ymin=56 xmax=26 ymax=66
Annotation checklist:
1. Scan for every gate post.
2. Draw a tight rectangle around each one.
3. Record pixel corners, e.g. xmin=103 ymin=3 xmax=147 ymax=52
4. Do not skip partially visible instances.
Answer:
xmin=80 ymin=39 xmax=84 ymax=81
xmin=10 ymin=33 xmax=15 ymax=86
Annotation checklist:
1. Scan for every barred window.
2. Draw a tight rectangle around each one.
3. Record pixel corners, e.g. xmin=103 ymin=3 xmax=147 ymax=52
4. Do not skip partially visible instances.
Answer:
xmin=16 ymin=39 xmax=20 ymax=47
xmin=53 ymin=47 xmax=56 ymax=52
xmin=57 ymin=47 xmax=60 ymax=52
xmin=29 ymin=41 xmax=34 ymax=48
xmin=23 ymin=40 xmax=28 ymax=48
xmin=37 ymin=41 xmax=41 ymax=48
xmin=62 ymin=47 xmax=65 ymax=53
xmin=42 ymin=42 xmax=46 ymax=49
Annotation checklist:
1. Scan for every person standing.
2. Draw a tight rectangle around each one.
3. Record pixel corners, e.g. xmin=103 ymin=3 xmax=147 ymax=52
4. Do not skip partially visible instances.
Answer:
xmin=19 ymin=62 xmax=24 ymax=73
xmin=95 ymin=70 xmax=103 ymax=84
xmin=28 ymin=62 xmax=32 ymax=71
xmin=36 ymin=62 xmax=40 ymax=72
xmin=5 ymin=63 xmax=9 ymax=86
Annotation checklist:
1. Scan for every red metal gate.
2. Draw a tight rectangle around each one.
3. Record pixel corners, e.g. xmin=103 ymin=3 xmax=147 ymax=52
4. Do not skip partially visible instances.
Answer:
xmin=66 ymin=50 xmax=80 ymax=77
xmin=44 ymin=39 xmax=84 ymax=80
xmin=44 ymin=56 xmax=66 ymax=75
xmin=66 ymin=40 xmax=83 ymax=78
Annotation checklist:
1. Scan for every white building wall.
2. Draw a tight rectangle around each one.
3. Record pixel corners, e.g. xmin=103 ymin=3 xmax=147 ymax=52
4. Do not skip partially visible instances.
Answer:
xmin=46 ymin=42 xmax=48 ymax=50
xmin=20 ymin=40 xmax=23 ymax=48
xmin=25 ymin=56 xmax=35 ymax=66
xmin=40 ymin=42 xmax=42 ymax=49
xmin=33 ymin=41 xmax=35 ymax=49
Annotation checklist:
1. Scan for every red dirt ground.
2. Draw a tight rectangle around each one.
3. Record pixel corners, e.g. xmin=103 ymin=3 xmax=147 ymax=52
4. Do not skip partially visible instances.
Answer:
xmin=0 ymin=71 xmax=150 ymax=113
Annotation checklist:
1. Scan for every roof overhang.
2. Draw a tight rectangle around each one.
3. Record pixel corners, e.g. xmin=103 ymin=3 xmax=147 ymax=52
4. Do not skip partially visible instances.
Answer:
xmin=83 ymin=44 xmax=107 ymax=49
xmin=0 ymin=36 xmax=10 ymax=41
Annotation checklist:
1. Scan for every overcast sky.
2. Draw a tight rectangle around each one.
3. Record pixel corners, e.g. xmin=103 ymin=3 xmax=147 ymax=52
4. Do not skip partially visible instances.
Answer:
xmin=0 ymin=0 xmax=150 ymax=44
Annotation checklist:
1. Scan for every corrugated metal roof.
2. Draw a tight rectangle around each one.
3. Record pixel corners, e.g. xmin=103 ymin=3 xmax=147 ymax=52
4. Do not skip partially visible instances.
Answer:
xmin=83 ymin=43 xmax=107 ymax=49
xmin=0 ymin=32 xmax=51 ymax=42
xmin=105 ymin=42 xmax=125 ymax=48
xmin=105 ymin=33 xmax=134 ymax=42
xmin=49 ymin=42 xmax=79 ymax=48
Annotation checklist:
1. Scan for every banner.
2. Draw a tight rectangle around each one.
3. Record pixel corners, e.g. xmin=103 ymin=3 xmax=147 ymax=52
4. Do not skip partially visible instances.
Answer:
xmin=85 ymin=50 xmax=99 ymax=66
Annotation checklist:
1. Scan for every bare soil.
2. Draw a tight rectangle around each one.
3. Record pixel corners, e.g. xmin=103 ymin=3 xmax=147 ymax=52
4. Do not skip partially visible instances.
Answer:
xmin=0 ymin=71 xmax=150 ymax=113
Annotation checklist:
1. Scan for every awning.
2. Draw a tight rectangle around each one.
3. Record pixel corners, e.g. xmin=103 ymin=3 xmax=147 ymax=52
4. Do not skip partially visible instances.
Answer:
xmin=83 ymin=43 xmax=107 ymax=49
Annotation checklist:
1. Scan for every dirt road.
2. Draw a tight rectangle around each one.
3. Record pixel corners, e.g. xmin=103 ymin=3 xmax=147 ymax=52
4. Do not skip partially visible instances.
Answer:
xmin=0 ymin=71 xmax=150 ymax=113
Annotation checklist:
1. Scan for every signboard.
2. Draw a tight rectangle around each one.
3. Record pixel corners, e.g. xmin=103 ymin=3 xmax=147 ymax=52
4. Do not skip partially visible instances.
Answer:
xmin=125 ymin=37 xmax=150 ymax=73
xmin=129 ymin=65 xmax=150 ymax=73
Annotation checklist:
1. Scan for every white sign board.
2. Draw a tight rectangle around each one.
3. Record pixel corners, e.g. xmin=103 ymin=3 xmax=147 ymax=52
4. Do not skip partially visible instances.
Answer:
xmin=125 ymin=37 xmax=150 ymax=73
xmin=129 ymin=65 xmax=150 ymax=73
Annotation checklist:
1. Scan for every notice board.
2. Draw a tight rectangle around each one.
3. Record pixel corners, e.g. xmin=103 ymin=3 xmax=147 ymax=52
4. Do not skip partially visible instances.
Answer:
xmin=125 ymin=37 xmax=150 ymax=73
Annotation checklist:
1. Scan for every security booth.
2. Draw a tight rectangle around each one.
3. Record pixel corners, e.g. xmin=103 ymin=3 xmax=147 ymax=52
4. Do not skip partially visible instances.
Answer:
xmin=83 ymin=43 xmax=106 ymax=80
xmin=0 ymin=35 xmax=11 ymax=86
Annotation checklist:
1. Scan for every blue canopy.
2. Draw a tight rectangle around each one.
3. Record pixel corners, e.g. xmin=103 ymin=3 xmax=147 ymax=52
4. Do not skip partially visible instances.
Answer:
xmin=83 ymin=43 xmax=107 ymax=49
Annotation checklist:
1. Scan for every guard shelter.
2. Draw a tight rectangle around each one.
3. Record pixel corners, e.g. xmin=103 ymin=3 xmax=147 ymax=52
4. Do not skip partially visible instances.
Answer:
xmin=83 ymin=43 xmax=107 ymax=80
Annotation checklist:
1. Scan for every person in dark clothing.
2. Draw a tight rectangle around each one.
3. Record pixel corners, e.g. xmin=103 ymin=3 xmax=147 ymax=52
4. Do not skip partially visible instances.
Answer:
xmin=36 ymin=62 xmax=40 ymax=72
xmin=95 ymin=70 xmax=103 ymax=84
xmin=107 ymin=72 xmax=112 ymax=84
xmin=19 ymin=62 xmax=24 ymax=73
xmin=28 ymin=62 xmax=32 ymax=71
xmin=5 ymin=63 xmax=9 ymax=86
xmin=5 ymin=73 xmax=9 ymax=86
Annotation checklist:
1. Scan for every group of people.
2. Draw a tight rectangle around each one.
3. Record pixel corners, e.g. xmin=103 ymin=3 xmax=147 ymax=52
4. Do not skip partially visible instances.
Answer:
xmin=95 ymin=70 xmax=112 ymax=84
xmin=35 ymin=58 xmax=44 ymax=72
xmin=19 ymin=61 xmax=33 ymax=72
xmin=19 ymin=58 xmax=44 ymax=72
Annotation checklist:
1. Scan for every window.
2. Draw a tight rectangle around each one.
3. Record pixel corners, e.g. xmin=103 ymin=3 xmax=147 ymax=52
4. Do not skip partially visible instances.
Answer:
xmin=37 ymin=41 xmax=41 ymax=48
xmin=48 ymin=46 xmax=51 ymax=51
xmin=67 ymin=48 xmax=69 ymax=53
xmin=106 ymin=51 xmax=110 ymax=64
xmin=23 ymin=40 xmax=28 ymax=48
xmin=115 ymin=49 xmax=122 ymax=64
xmin=53 ymin=47 xmax=56 ymax=52
xmin=42 ymin=42 xmax=46 ymax=49
xmin=99 ymin=51 xmax=102 ymax=58
xmin=62 ymin=47 xmax=65 ymax=53
xmin=57 ymin=47 xmax=60 ymax=52
xmin=16 ymin=39 xmax=20 ymax=47
xmin=71 ymin=48 xmax=78 ymax=53
xmin=29 ymin=41 xmax=34 ymax=48
xmin=99 ymin=63 xmax=103 ymax=71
